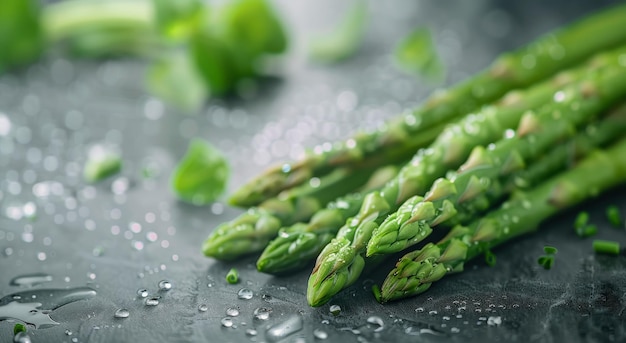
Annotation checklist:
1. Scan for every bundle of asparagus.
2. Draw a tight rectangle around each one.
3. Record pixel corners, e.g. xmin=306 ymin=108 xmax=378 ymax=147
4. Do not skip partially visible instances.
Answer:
xmin=202 ymin=3 xmax=626 ymax=307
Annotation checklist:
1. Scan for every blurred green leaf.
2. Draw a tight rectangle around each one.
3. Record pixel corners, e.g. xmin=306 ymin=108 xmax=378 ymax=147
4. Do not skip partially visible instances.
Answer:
xmin=83 ymin=146 xmax=122 ymax=183
xmin=171 ymin=139 xmax=230 ymax=205
xmin=146 ymin=50 xmax=207 ymax=111
xmin=0 ymin=0 xmax=44 ymax=74
xmin=223 ymin=0 xmax=288 ymax=57
xmin=393 ymin=27 xmax=445 ymax=83
xmin=189 ymin=29 xmax=241 ymax=96
xmin=308 ymin=0 xmax=367 ymax=63
xmin=152 ymin=0 xmax=204 ymax=40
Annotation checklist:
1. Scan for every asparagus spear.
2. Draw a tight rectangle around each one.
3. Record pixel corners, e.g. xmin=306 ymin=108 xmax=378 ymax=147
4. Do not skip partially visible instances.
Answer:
xmin=380 ymin=137 xmax=626 ymax=302
xmin=367 ymin=100 xmax=626 ymax=256
xmin=229 ymin=3 xmax=626 ymax=207
xmin=255 ymin=123 xmax=445 ymax=273
xmin=305 ymin=48 xmax=626 ymax=307
xmin=258 ymin=45 xmax=626 ymax=277
xmin=203 ymin=163 xmax=402 ymax=260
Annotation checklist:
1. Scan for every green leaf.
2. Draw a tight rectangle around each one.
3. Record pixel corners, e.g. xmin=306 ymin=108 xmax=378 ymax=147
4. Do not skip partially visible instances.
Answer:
xmin=537 ymin=256 xmax=554 ymax=270
xmin=152 ymin=0 xmax=204 ymax=41
xmin=171 ymin=139 xmax=229 ymax=205
xmin=0 ymin=0 xmax=44 ymax=74
xmin=308 ymin=0 xmax=367 ymax=63
xmin=189 ymin=29 xmax=241 ymax=96
xmin=393 ymin=27 xmax=445 ymax=83
xmin=146 ymin=50 xmax=208 ymax=111
xmin=543 ymin=246 xmax=558 ymax=255
xmin=222 ymin=0 xmax=288 ymax=57
xmin=83 ymin=146 xmax=122 ymax=183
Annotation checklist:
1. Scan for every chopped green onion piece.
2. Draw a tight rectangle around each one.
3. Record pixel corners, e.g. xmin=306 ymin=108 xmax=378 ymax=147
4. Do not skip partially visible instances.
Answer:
xmin=83 ymin=146 xmax=122 ymax=182
xmin=226 ymin=268 xmax=239 ymax=284
xmin=484 ymin=250 xmax=497 ymax=267
xmin=543 ymin=246 xmax=558 ymax=255
xmin=593 ymin=240 xmax=620 ymax=255
xmin=13 ymin=323 xmax=26 ymax=335
xmin=606 ymin=205 xmax=622 ymax=228
xmin=576 ymin=224 xmax=598 ymax=238
xmin=171 ymin=139 xmax=230 ymax=205
xmin=574 ymin=211 xmax=589 ymax=229
xmin=537 ymin=256 xmax=554 ymax=270
xmin=372 ymin=284 xmax=382 ymax=303
xmin=393 ymin=27 xmax=445 ymax=82
xmin=308 ymin=0 xmax=367 ymax=63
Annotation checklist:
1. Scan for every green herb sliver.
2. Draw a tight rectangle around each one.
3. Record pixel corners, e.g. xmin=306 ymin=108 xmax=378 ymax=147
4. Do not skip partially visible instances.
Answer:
xmin=226 ymin=268 xmax=239 ymax=284
xmin=308 ymin=0 xmax=367 ymax=63
xmin=393 ymin=27 xmax=445 ymax=83
xmin=372 ymin=284 xmax=382 ymax=303
xmin=13 ymin=323 xmax=26 ymax=335
xmin=171 ymin=138 xmax=230 ymax=205
xmin=484 ymin=250 xmax=497 ymax=267
xmin=593 ymin=240 xmax=620 ymax=255
xmin=537 ymin=245 xmax=557 ymax=270
xmin=606 ymin=205 xmax=622 ymax=228
xmin=83 ymin=145 xmax=122 ymax=183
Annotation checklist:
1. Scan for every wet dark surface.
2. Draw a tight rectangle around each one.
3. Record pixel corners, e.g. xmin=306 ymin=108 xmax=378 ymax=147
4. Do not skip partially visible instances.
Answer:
xmin=1 ymin=1 xmax=625 ymax=342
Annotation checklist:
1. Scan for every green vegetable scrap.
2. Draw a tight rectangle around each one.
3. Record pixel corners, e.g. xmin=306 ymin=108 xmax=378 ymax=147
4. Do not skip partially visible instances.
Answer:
xmin=593 ymin=239 xmax=620 ymax=255
xmin=226 ymin=268 xmax=239 ymax=284
xmin=606 ymin=205 xmax=623 ymax=227
xmin=574 ymin=211 xmax=598 ymax=238
xmin=393 ymin=27 xmax=445 ymax=82
xmin=372 ymin=284 xmax=382 ymax=303
xmin=484 ymin=250 xmax=497 ymax=267
xmin=0 ymin=0 xmax=43 ymax=74
xmin=537 ymin=246 xmax=558 ymax=270
xmin=171 ymin=139 xmax=229 ymax=206
xmin=83 ymin=146 xmax=122 ymax=183
xmin=13 ymin=323 xmax=26 ymax=335
xmin=308 ymin=0 xmax=367 ymax=63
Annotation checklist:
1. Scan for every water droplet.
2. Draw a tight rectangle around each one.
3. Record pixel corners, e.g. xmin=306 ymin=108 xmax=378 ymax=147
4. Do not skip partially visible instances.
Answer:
xmin=114 ymin=308 xmax=130 ymax=318
xmin=221 ymin=317 xmax=234 ymax=328
xmin=145 ymin=297 xmax=160 ymax=306
xmin=245 ymin=328 xmax=257 ymax=336
xmin=367 ymin=316 xmax=384 ymax=332
xmin=0 ymin=287 xmax=96 ymax=328
xmin=313 ymin=328 xmax=328 ymax=339
xmin=237 ymin=288 xmax=253 ymax=300
xmin=415 ymin=307 xmax=424 ymax=313
xmin=266 ymin=315 xmax=303 ymax=342
xmin=158 ymin=280 xmax=172 ymax=291
xmin=329 ymin=304 xmax=341 ymax=316
xmin=428 ymin=310 xmax=438 ymax=316
xmin=9 ymin=273 xmax=53 ymax=287
xmin=253 ymin=307 xmax=272 ymax=320
xmin=487 ymin=316 xmax=502 ymax=326
xmin=137 ymin=289 xmax=149 ymax=298
xmin=64 ymin=329 xmax=72 ymax=336
xmin=13 ymin=331 xmax=32 ymax=343
xmin=451 ymin=327 xmax=460 ymax=333
xmin=225 ymin=307 xmax=239 ymax=317
xmin=198 ymin=304 xmax=208 ymax=312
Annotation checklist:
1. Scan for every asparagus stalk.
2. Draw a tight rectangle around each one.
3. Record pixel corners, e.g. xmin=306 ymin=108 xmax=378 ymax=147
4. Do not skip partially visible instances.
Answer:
xmin=367 ymin=101 xmax=626 ymax=256
xmin=255 ymin=123 xmax=445 ymax=273
xmin=258 ymin=45 xmax=626 ymax=277
xmin=203 ymin=163 xmax=402 ymax=260
xmin=229 ymin=3 xmax=626 ymax=207
xmin=305 ymin=48 xmax=626 ymax=307
xmin=380 ymin=137 xmax=626 ymax=302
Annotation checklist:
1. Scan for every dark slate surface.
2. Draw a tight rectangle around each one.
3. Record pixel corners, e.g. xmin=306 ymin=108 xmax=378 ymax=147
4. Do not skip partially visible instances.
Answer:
xmin=1 ymin=1 xmax=625 ymax=342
